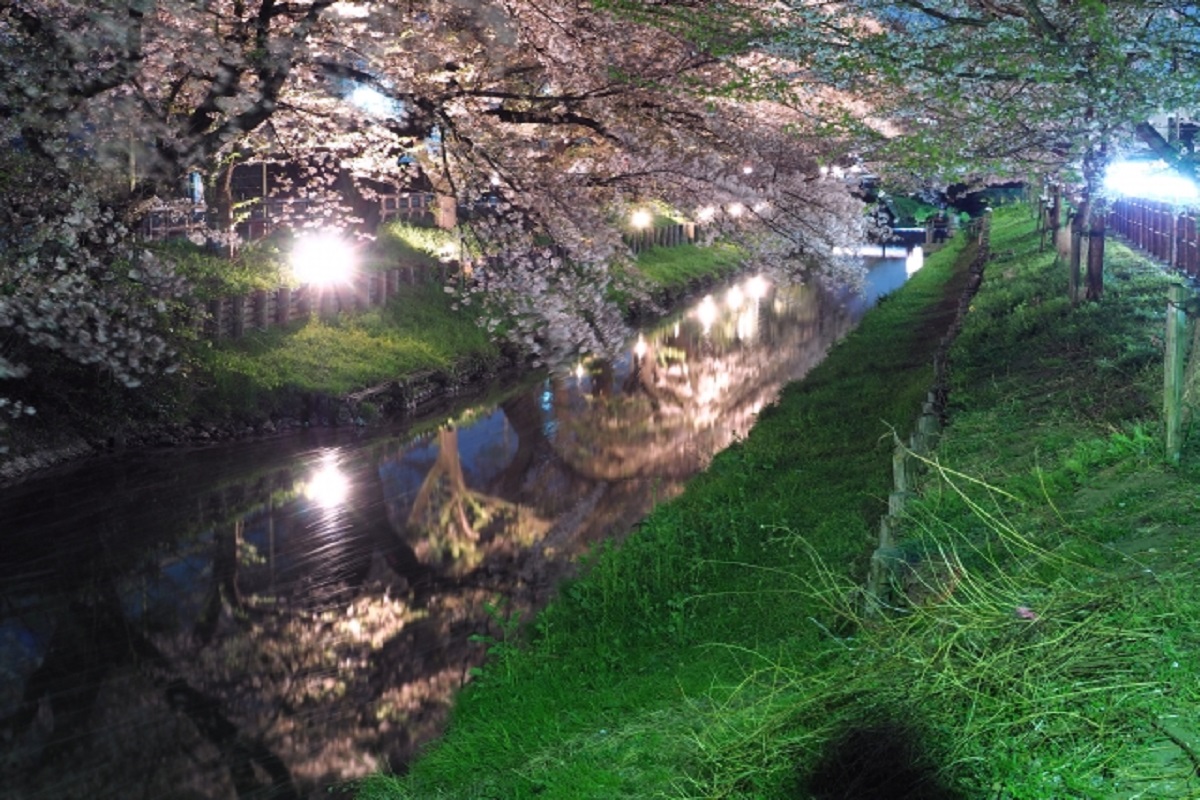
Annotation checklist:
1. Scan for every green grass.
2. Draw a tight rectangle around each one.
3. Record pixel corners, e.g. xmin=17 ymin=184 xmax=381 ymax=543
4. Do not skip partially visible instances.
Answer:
xmin=189 ymin=279 xmax=498 ymax=414
xmin=372 ymin=220 xmax=455 ymax=270
xmin=357 ymin=207 xmax=1200 ymax=799
xmin=355 ymin=227 xmax=975 ymax=798
xmin=154 ymin=236 xmax=294 ymax=299
xmin=633 ymin=242 xmax=745 ymax=287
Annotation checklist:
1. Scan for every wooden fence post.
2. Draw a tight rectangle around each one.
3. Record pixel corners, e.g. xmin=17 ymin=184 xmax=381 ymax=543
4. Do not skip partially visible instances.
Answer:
xmin=277 ymin=287 xmax=291 ymax=324
xmin=230 ymin=295 xmax=246 ymax=338
xmin=253 ymin=289 xmax=269 ymax=330
xmin=206 ymin=298 xmax=223 ymax=339
xmin=1165 ymin=284 xmax=1189 ymax=465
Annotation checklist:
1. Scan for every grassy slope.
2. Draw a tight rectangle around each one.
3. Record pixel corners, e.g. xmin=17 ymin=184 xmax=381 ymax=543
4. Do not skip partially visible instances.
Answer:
xmin=632 ymin=242 xmax=745 ymax=287
xmin=361 ymin=208 xmax=1200 ymax=799
xmin=184 ymin=280 xmax=498 ymax=418
xmin=358 ymin=232 xmax=976 ymax=798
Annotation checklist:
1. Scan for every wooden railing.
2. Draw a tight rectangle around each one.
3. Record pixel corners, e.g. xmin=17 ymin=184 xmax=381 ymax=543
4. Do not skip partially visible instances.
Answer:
xmin=200 ymin=266 xmax=424 ymax=340
xmin=1109 ymin=198 xmax=1200 ymax=279
xmin=623 ymin=222 xmax=704 ymax=253
xmin=197 ymin=218 xmax=708 ymax=341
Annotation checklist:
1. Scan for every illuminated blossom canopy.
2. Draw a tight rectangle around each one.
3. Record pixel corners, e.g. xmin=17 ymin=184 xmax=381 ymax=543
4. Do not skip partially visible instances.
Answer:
xmin=0 ymin=0 xmax=880 ymax=384
xmin=4 ymin=0 xmax=1195 ymax=411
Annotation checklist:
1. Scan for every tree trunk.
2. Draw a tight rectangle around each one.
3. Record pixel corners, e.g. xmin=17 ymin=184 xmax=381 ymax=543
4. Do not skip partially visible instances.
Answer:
xmin=208 ymin=160 xmax=238 ymax=258
xmin=1069 ymin=198 xmax=1088 ymax=304
xmin=1079 ymin=142 xmax=1109 ymax=302
xmin=1085 ymin=206 xmax=1106 ymax=301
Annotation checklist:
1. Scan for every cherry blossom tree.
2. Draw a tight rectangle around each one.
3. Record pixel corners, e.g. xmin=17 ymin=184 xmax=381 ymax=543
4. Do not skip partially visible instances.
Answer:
xmin=2 ymin=0 xmax=884 ymax=436
xmin=766 ymin=0 xmax=1200 ymax=299
xmin=282 ymin=0 xmax=875 ymax=363
xmin=0 ymin=0 xmax=339 ymax=431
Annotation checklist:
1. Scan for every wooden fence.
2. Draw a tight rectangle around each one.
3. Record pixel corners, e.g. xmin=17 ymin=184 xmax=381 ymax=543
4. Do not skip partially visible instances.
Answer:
xmin=198 ymin=219 xmax=708 ymax=340
xmin=623 ymin=222 xmax=703 ymax=254
xmin=201 ymin=266 xmax=421 ymax=340
xmin=1109 ymin=198 xmax=1200 ymax=279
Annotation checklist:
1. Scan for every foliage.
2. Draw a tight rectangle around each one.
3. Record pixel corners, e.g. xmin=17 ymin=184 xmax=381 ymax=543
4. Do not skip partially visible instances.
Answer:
xmin=1 ymin=0 xmax=876 ymax=392
xmin=886 ymin=194 xmax=940 ymax=226
xmin=772 ymin=0 xmax=1195 ymax=180
xmin=374 ymin=221 xmax=457 ymax=268
xmin=0 ymin=152 xmax=191 ymax=430
xmin=632 ymin=242 xmax=745 ymax=288
xmin=152 ymin=237 xmax=293 ymax=300
xmin=191 ymin=279 xmax=498 ymax=409
xmin=763 ymin=0 xmax=1200 ymax=302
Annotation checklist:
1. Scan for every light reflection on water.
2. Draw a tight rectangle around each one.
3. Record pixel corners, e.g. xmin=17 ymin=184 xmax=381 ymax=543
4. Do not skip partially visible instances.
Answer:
xmin=0 ymin=258 xmax=912 ymax=799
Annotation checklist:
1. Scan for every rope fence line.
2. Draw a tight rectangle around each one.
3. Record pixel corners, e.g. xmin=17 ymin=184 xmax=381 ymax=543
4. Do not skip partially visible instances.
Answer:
xmin=865 ymin=213 xmax=992 ymax=615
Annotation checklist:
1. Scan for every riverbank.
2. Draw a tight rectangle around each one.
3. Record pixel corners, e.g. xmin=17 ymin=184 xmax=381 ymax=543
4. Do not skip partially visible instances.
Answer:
xmin=358 ymin=206 xmax=1200 ymax=799
xmin=0 ymin=244 xmax=744 ymax=487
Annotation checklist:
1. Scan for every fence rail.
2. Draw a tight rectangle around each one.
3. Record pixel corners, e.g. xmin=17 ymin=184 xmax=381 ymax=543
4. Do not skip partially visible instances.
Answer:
xmin=194 ymin=219 xmax=707 ymax=341
xmin=199 ymin=266 xmax=423 ymax=340
xmin=622 ymin=222 xmax=704 ymax=253
xmin=1109 ymin=198 xmax=1200 ymax=279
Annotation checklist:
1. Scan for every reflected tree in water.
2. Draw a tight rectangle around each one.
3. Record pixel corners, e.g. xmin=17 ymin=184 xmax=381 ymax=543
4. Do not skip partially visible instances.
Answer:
xmin=405 ymin=426 xmax=550 ymax=576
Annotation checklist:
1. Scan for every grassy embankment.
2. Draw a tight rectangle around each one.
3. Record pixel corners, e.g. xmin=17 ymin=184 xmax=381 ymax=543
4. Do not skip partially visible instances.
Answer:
xmin=355 ymin=225 xmax=972 ymax=796
xmin=357 ymin=206 xmax=1200 ymax=799
xmin=180 ymin=228 xmax=744 ymax=417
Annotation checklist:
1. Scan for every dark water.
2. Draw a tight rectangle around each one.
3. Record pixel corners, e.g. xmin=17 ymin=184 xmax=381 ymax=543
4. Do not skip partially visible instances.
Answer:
xmin=0 ymin=256 xmax=917 ymax=799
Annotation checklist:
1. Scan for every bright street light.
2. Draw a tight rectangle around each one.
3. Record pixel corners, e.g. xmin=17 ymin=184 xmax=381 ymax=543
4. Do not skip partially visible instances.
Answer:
xmin=1104 ymin=160 xmax=1199 ymax=202
xmin=291 ymin=232 xmax=356 ymax=286
xmin=631 ymin=209 xmax=654 ymax=229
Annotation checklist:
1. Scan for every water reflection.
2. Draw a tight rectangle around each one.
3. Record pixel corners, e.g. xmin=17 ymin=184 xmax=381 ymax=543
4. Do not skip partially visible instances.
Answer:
xmin=0 ymin=259 xmax=912 ymax=799
xmin=305 ymin=451 xmax=351 ymax=509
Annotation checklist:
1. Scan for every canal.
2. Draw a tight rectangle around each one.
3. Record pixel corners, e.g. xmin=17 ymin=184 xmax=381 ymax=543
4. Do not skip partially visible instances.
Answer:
xmin=0 ymin=253 xmax=918 ymax=799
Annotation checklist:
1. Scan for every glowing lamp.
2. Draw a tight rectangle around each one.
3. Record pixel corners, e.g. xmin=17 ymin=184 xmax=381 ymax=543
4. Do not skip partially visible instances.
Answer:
xmin=631 ymin=209 xmax=653 ymax=229
xmin=292 ymin=233 xmax=356 ymax=286
xmin=1104 ymin=160 xmax=1198 ymax=202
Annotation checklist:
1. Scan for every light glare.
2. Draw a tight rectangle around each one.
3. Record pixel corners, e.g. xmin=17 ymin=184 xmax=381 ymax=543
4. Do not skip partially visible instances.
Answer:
xmin=1104 ymin=160 xmax=1199 ymax=202
xmin=906 ymin=246 xmax=925 ymax=276
xmin=696 ymin=294 xmax=718 ymax=333
xmin=306 ymin=453 xmax=350 ymax=509
xmin=745 ymin=275 xmax=770 ymax=300
xmin=292 ymin=233 xmax=355 ymax=286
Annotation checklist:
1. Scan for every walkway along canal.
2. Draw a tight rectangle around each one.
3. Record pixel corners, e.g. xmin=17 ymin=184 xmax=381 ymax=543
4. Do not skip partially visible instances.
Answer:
xmin=0 ymin=256 xmax=916 ymax=799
